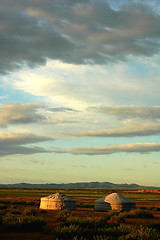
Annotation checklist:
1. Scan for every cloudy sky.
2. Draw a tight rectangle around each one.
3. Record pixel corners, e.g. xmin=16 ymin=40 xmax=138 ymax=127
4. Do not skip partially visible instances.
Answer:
xmin=1 ymin=0 xmax=160 ymax=186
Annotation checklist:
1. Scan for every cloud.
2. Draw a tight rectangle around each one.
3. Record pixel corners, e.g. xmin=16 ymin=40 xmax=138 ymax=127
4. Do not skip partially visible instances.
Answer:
xmin=123 ymin=168 xmax=136 ymax=171
xmin=71 ymin=165 xmax=88 ymax=170
xmin=28 ymin=158 xmax=44 ymax=164
xmin=53 ymin=143 xmax=160 ymax=155
xmin=0 ymin=102 xmax=45 ymax=124
xmin=47 ymin=107 xmax=79 ymax=113
xmin=1 ymin=0 xmax=160 ymax=73
xmin=0 ymin=102 xmax=78 ymax=125
xmin=0 ymin=132 xmax=53 ymax=157
xmin=0 ymin=124 xmax=7 ymax=129
xmin=63 ymin=123 xmax=160 ymax=138
xmin=0 ymin=132 xmax=53 ymax=145
xmin=95 ymin=106 xmax=160 ymax=119
xmin=45 ymin=118 xmax=78 ymax=124
xmin=12 ymin=59 xmax=160 ymax=108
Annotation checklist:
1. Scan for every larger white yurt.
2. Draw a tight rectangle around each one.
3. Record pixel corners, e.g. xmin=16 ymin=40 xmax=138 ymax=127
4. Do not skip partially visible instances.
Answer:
xmin=40 ymin=193 xmax=77 ymax=210
xmin=94 ymin=193 xmax=136 ymax=212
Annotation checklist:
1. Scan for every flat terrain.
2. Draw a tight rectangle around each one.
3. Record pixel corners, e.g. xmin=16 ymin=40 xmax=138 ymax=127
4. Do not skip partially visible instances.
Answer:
xmin=0 ymin=189 xmax=160 ymax=239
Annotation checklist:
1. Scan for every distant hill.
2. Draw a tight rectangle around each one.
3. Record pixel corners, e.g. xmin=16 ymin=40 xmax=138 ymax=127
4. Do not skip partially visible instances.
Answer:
xmin=0 ymin=181 xmax=159 ymax=190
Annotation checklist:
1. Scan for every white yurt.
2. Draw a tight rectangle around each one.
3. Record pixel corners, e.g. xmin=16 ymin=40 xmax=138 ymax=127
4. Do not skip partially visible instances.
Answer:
xmin=94 ymin=193 xmax=136 ymax=212
xmin=40 ymin=192 xmax=77 ymax=210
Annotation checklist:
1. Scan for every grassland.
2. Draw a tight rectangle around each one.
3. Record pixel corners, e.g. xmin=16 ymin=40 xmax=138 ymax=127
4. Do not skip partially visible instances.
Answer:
xmin=1 ymin=188 xmax=160 ymax=199
xmin=0 ymin=188 xmax=160 ymax=239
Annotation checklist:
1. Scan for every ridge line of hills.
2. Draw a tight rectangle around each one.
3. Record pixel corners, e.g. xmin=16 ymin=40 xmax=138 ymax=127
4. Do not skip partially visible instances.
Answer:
xmin=0 ymin=181 xmax=159 ymax=190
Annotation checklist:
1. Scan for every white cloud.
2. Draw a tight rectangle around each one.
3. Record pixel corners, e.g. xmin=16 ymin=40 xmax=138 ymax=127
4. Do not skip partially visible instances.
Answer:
xmin=11 ymin=59 xmax=160 ymax=108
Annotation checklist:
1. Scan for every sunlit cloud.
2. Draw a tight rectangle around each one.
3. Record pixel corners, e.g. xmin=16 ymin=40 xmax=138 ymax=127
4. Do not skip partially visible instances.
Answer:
xmin=45 ymin=118 xmax=78 ymax=125
xmin=53 ymin=143 xmax=160 ymax=155
xmin=0 ymin=102 xmax=79 ymax=126
xmin=62 ymin=123 xmax=160 ymax=138
xmin=0 ymin=102 xmax=45 ymax=124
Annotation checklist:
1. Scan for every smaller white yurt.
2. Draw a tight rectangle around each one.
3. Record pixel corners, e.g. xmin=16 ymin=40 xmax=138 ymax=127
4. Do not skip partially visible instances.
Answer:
xmin=94 ymin=193 xmax=136 ymax=212
xmin=40 ymin=193 xmax=77 ymax=210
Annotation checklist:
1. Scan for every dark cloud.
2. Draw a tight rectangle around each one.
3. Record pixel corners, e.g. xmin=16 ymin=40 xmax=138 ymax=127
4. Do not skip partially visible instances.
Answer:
xmin=53 ymin=143 xmax=160 ymax=155
xmin=0 ymin=132 xmax=53 ymax=157
xmin=0 ymin=124 xmax=7 ymax=129
xmin=0 ymin=145 xmax=49 ymax=157
xmin=0 ymin=0 xmax=160 ymax=73
xmin=47 ymin=107 xmax=78 ymax=112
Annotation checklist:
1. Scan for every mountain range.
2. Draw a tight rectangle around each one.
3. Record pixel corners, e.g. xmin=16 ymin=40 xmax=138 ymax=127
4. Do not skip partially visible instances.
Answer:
xmin=0 ymin=181 xmax=159 ymax=190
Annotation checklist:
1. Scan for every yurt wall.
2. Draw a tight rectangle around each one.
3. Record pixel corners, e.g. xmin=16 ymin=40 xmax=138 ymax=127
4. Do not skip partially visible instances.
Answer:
xmin=94 ymin=193 xmax=136 ymax=212
xmin=40 ymin=193 xmax=77 ymax=210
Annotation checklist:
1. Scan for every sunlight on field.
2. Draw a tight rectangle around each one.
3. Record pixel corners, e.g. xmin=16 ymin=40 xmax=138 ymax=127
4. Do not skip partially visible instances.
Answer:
xmin=0 ymin=189 xmax=160 ymax=239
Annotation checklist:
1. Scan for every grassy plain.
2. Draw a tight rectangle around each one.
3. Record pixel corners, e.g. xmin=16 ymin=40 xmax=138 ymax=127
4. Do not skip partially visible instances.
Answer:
xmin=0 ymin=188 xmax=160 ymax=239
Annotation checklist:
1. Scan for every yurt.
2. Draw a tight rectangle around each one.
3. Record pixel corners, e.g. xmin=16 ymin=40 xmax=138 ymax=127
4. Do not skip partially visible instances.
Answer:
xmin=40 ymin=193 xmax=77 ymax=210
xmin=94 ymin=193 xmax=136 ymax=212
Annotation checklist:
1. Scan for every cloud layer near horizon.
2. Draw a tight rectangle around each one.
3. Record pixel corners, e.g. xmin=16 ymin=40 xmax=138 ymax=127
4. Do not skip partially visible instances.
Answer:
xmin=1 ymin=0 xmax=160 ymax=73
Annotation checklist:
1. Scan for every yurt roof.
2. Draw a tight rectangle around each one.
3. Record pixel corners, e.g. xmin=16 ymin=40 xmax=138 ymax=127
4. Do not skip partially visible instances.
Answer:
xmin=41 ymin=192 xmax=75 ymax=201
xmin=104 ymin=193 xmax=135 ymax=204
xmin=95 ymin=193 xmax=135 ymax=204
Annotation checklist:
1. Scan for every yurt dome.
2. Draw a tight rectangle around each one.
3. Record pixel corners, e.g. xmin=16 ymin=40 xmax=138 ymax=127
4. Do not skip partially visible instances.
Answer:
xmin=94 ymin=193 xmax=136 ymax=212
xmin=40 ymin=193 xmax=77 ymax=210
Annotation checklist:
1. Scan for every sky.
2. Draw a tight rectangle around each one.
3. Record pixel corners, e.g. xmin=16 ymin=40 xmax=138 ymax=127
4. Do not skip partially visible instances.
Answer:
xmin=0 ymin=0 xmax=160 ymax=186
